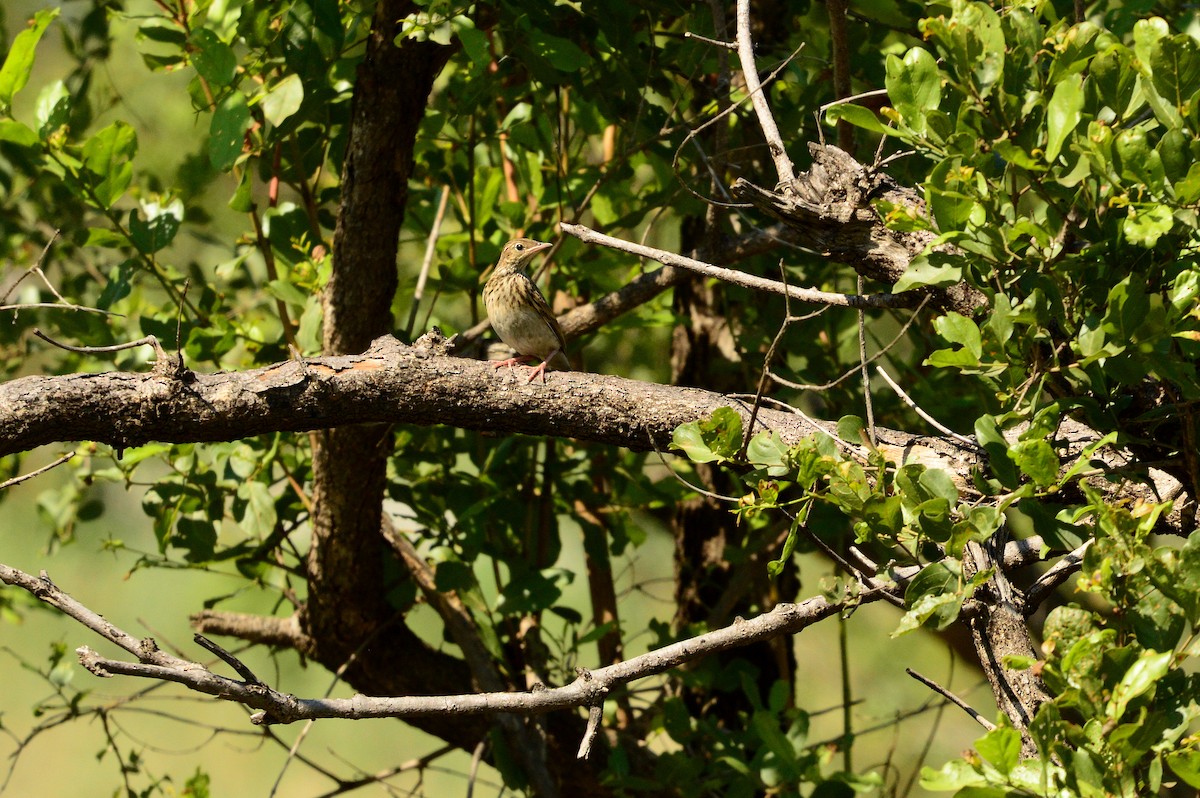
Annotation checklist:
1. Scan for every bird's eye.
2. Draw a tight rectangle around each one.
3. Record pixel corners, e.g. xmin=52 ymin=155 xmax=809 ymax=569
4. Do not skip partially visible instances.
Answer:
xmin=514 ymin=243 xmax=524 ymax=251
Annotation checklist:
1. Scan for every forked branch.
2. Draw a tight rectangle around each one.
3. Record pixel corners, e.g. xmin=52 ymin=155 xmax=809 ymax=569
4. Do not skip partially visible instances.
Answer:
xmin=0 ymin=561 xmax=895 ymax=748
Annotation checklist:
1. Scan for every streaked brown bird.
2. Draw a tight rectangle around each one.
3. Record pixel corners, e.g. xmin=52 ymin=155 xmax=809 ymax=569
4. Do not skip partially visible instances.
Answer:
xmin=483 ymin=238 xmax=571 ymax=383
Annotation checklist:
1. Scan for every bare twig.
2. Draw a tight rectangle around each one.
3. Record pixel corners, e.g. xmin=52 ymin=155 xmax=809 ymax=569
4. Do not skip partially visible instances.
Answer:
xmin=560 ymin=222 xmax=922 ymax=309
xmin=34 ymin=329 xmax=167 ymax=361
xmin=577 ymin=704 xmax=603 ymax=759
xmin=877 ymin=366 xmax=976 ymax=447
xmin=735 ymin=0 xmax=795 ymax=186
xmin=404 ymin=185 xmax=451 ymax=340
xmin=1023 ymin=540 xmax=1093 ymax=615
xmin=858 ymin=276 xmax=877 ymax=446
xmin=683 ymin=30 xmax=738 ymax=50
xmin=192 ymin=634 xmax=264 ymax=685
xmin=0 ymin=561 xmax=897 ymax=725
xmin=819 ymin=88 xmax=890 ymax=114
xmin=906 ymin=668 xmax=996 ymax=731
xmin=0 ymin=451 xmax=75 ymax=490
xmin=0 ymin=231 xmax=62 ymax=305
xmin=768 ymin=295 xmax=931 ymax=391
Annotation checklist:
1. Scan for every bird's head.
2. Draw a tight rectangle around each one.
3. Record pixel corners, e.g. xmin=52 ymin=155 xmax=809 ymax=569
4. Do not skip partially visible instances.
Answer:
xmin=494 ymin=238 xmax=551 ymax=276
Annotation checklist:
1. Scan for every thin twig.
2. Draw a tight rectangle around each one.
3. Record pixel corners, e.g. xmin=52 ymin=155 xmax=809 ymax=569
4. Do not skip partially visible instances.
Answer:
xmin=768 ymin=295 xmax=931 ymax=391
xmin=876 ymin=366 xmax=976 ymax=446
xmin=1023 ymin=540 xmax=1093 ymax=615
xmin=560 ymin=222 xmax=922 ymax=309
xmin=0 ymin=302 xmax=118 ymax=317
xmin=404 ymin=185 xmax=452 ymax=340
xmin=735 ymin=0 xmax=795 ymax=185
xmin=0 ymin=451 xmax=75 ymax=491
xmin=577 ymin=705 xmax=603 ymax=759
xmin=647 ymin=431 xmax=741 ymax=504
xmin=192 ymin=634 xmax=264 ymax=685
xmin=465 ymin=739 xmax=486 ymax=798
xmin=0 ymin=231 xmax=62 ymax=305
xmin=818 ymin=88 xmax=890 ymax=114
xmin=905 ymin=668 xmax=996 ymax=731
xmin=671 ymin=42 xmax=805 ymax=210
xmin=34 ymin=329 xmax=166 ymax=359
xmin=683 ymin=30 xmax=738 ymax=49
xmin=0 ymin=561 xmax=898 ymax=725
xmin=858 ymin=276 xmax=877 ymax=446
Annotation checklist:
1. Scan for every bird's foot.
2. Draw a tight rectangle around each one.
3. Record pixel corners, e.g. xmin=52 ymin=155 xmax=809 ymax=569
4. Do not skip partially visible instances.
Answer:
xmin=523 ymin=360 xmax=550 ymax=384
xmin=492 ymin=356 xmax=534 ymax=380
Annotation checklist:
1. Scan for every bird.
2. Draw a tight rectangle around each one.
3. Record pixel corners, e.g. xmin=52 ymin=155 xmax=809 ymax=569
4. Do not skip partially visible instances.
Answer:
xmin=483 ymin=238 xmax=571 ymax=383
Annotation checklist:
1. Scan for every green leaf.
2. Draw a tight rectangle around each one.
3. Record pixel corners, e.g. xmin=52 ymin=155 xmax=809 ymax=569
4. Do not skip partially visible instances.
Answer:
xmin=1114 ymin=128 xmax=1165 ymax=192
xmin=129 ymin=199 xmax=183 ymax=254
xmin=0 ymin=119 xmax=38 ymax=146
xmin=926 ymin=158 xmax=979 ymax=233
xmin=85 ymin=227 xmax=126 ymax=248
xmin=895 ymin=560 xmax=969 ymax=635
xmin=895 ymin=252 xmax=964 ymax=292
xmin=261 ymin=74 xmax=304 ymax=126
xmin=836 ymin=415 xmax=866 ymax=445
xmin=1091 ymin=45 xmax=1139 ymax=120
xmin=81 ymin=122 xmax=138 ymax=209
xmin=974 ymin=415 xmax=1020 ymax=489
xmin=920 ymin=468 xmax=959 ymax=504
xmin=1045 ymin=72 xmax=1082 ymax=163
xmin=919 ymin=759 xmax=988 ymax=791
xmin=1150 ymin=34 xmax=1200 ymax=115
xmin=1007 ymin=439 xmax=1059 ymax=488
xmin=190 ymin=28 xmax=237 ymax=86
xmin=886 ymin=47 xmax=940 ymax=133
xmin=97 ymin=260 xmax=135 ymax=309
xmin=671 ymin=408 xmax=743 ymax=463
xmin=35 ymin=80 xmax=70 ymax=136
xmin=265 ymin=278 xmax=308 ymax=308
xmin=0 ymin=8 xmax=60 ymax=109
xmin=209 ymin=92 xmax=252 ymax=170
xmin=1107 ymin=649 xmax=1171 ymax=720
xmin=934 ymin=312 xmax=982 ymax=359
xmin=531 ymin=31 xmax=588 ymax=72
xmin=862 ymin=494 xmax=902 ymax=537
xmin=1166 ymin=749 xmax=1200 ymax=788
xmin=454 ymin=19 xmax=489 ymax=69
xmin=1123 ymin=203 xmax=1174 ymax=248
xmin=228 ymin=170 xmax=253 ymax=212
xmin=975 ymin=726 xmax=1021 ymax=776
xmin=746 ymin=431 xmax=789 ymax=476
xmin=236 ymin=480 xmax=277 ymax=539
xmin=825 ymin=102 xmax=891 ymax=136
xmin=176 ymin=517 xmax=217 ymax=561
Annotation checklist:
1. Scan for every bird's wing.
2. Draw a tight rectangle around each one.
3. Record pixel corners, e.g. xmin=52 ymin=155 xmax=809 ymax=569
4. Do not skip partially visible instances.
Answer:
xmin=531 ymin=283 xmax=568 ymax=350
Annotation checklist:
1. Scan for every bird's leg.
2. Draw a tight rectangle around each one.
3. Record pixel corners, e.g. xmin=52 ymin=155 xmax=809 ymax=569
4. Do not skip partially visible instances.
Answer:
xmin=522 ymin=348 xmax=564 ymax=384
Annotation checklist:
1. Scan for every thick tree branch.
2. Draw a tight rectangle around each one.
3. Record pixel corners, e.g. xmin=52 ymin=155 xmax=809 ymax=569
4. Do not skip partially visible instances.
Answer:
xmin=731 ymin=143 xmax=988 ymax=315
xmin=1 ymin=332 xmax=981 ymax=476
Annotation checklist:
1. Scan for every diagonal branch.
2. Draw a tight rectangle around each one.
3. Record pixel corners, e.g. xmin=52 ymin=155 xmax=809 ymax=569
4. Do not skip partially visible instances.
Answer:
xmin=735 ymin=0 xmax=796 ymax=187
xmin=0 ymin=561 xmax=897 ymax=728
xmin=561 ymin=222 xmax=921 ymax=309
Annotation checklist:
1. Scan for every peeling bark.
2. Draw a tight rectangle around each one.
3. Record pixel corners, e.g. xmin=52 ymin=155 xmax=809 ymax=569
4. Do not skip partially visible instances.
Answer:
xmin=732 ymin=143 xmax=987 ymax=315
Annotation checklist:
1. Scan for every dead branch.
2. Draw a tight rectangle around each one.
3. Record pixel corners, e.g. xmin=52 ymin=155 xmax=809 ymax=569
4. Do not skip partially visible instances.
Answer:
xmin=0 ymin=561 xmax=895 ymax=729
xmin=561 ymin=222 xmax=921 ymax=309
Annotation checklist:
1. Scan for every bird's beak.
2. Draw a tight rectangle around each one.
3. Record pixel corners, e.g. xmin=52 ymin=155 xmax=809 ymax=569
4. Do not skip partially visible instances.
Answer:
xmin=528 ymin=241 xmax=552 ymax=255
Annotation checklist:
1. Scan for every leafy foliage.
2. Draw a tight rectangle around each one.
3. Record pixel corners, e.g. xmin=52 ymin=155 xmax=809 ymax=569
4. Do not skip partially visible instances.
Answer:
xmin=2 ymin=0 xmax=1199 ymax=795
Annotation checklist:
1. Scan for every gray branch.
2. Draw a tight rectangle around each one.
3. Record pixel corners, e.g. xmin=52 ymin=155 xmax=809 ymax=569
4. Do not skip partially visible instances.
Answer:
xmin=0 ymin=560 xmax=896 ymax=728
